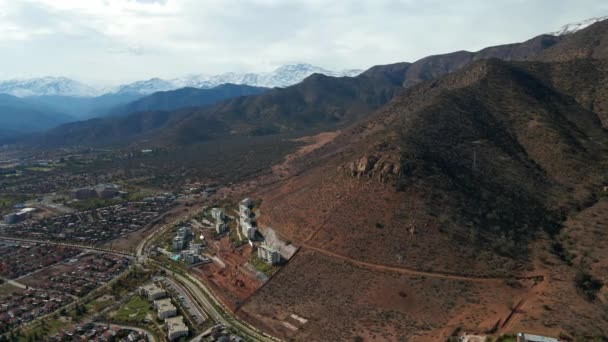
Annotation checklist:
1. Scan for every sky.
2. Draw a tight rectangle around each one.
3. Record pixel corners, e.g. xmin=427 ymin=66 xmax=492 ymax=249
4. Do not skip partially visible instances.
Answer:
xmin=0 ymin=0 xmax=607 ymax=85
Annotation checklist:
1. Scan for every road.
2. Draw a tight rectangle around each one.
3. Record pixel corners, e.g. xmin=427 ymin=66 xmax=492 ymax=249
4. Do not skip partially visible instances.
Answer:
xmin=155 ymin=263 xmax=280 ymax=342
xmin=161 ymin=276 xmax=208 ymax=325
xmin=0 ymin=276 xmax=27 ymax=289
xmin=300 ymin=243 xmax=545 ymax=283
xmin=0 ymin=236 xmax=135 ymax=258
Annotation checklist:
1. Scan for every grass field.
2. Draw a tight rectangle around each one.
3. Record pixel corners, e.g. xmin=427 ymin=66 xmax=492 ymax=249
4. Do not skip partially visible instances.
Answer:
xmin=113 ymin=295 xmax=152 ymax=322
xmin=250 ymin=255 xmax=277 ymax=277
xmin=86 ymin=295 xmax=115 ymax=312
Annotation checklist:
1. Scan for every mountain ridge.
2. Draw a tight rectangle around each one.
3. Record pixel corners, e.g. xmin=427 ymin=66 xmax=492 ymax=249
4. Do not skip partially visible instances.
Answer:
xmin=0 ymin=64 xmax=363 ymax=98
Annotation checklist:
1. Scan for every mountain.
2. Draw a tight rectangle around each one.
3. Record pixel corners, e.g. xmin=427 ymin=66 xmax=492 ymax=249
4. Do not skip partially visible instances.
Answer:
xmin=114 ymin=78 xmax=176 ymax=96
xmin=537 ymin=18 xmax=608 ymax=62
xmin=111 ymin=84 xmax=269 ymax=116
xmin=0 ymin=94 xmax=72 ymax=139
xmin=24 ymin=19 xmax=608 ymax=149
xmin=25 ymin=93 xmax=143 ymax=120
xmin=28 ymin=110 xmax=182 ymax=147
xmin=549 ymin=16 xmax=608 ymax=36
xmin=114 ymin=64 xmax=363 ymax=95
xmin=0 ymin=77 xmax=101 ymax=97
xmin=363 ymin=33 xmax=563 ymax=89
xmin=26 ymin=68 xmax=403 ymax=147
xmin=242 ymin=60 xmax=608 ymax=342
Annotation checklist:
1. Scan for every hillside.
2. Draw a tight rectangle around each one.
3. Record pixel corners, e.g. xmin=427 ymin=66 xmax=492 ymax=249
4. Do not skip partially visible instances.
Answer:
xmin=28 ymin=110 xmax=185 ymax=147
xmin=538 ymin=18 xmax=608 ymax=61
xmin=25 ymin=93 xmax=142 ymax=120
xmin=0 ymin=94 xmax=72 ymax=139
xmin=240 ymin=57 xmax=608 ymax=341
xmin=111 ymin=84 xmax=269 ymax=116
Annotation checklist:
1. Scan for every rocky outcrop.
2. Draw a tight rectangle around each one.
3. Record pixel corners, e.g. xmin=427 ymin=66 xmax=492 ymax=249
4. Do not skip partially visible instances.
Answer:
xmin=340 ymin=154 xmax=401 ymax=184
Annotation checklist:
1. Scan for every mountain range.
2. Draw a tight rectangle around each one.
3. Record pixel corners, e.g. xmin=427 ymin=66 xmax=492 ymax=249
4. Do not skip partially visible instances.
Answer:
xmin=26 ymin=17 xmax=605 ymax=148
xmin=0 ymin=64 xmax=362 ymax=98
xmin=0 ymin=83 xmax=271 ymax=140
xmin=3 ymin=15 xmax=608 ymax=340
xmin=0 ymin=94 xmax=73 ymax=138
xmin=0 ymin=77 xmax=100 ymax=97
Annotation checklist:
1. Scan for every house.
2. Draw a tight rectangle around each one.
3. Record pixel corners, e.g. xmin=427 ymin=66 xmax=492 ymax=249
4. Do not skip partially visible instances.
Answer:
xmin=257 ymin=245 xmax=281 ymax=265
xmin=165 ymin=316 xmax=189 ymax=341
xmin=139 ymin=284 xmax=166 ymax=301
xmin=516 ymin=333 xmax=560 ymax=342
xmin=154 ymin=298 xmax=176 ymax=320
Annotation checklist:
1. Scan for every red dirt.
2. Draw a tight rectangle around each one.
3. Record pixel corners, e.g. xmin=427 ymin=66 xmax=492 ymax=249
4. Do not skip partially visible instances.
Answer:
xmin=193 ymin=232 xmax=262 ymax=311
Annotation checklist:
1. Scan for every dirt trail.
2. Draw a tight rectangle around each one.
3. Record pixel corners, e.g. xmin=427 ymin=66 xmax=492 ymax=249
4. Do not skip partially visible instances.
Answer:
xmin=271 ymin=131 xmax=340 ymax=178
xmin=301 ymin=243 xmax=543 ymax=283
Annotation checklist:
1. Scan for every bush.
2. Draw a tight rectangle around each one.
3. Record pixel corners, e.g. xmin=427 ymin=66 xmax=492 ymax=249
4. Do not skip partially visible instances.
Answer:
xmin=575 ymin=270 xmax=603 ymax=301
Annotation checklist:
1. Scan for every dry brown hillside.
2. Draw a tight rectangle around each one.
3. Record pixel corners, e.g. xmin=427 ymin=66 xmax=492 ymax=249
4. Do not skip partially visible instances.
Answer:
xmin=240 ymin=56 xmax=608 ymax=341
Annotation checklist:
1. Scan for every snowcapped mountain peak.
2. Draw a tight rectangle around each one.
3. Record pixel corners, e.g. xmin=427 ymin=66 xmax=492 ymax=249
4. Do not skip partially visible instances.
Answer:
xmin=115 ymin=78 xmax=175 ymax=95
xmin=550 ymin=16 xmax=608 ymax=36
xmin=113 ymin=64 xmax=364 ymax=95
xmin=0 ymin=76 xmax=101 ymax=97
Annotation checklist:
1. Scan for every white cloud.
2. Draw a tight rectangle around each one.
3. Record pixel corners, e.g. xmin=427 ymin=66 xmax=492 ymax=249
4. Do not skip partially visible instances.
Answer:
xmin=0 ymin=0 xmax=606 ymax=84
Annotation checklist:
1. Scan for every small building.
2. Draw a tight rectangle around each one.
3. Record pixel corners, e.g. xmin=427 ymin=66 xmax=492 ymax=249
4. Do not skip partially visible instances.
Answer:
xmin=139 ymin=284 xmax=166 ymax=301
xmin=154 ymin=298 xmax=176 ymax=320
xmin=516 ymin=333 xmax=560 ymax=342
xmin=257 ymin=245 xmax=281 ymax=265
xmin=165 ymin=316 xmax=189 ymax=341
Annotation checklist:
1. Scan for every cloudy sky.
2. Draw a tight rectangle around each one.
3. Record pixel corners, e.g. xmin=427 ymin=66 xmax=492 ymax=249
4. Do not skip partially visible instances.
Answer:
xmin=0 ymin=0 xmax=606 ymax=85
